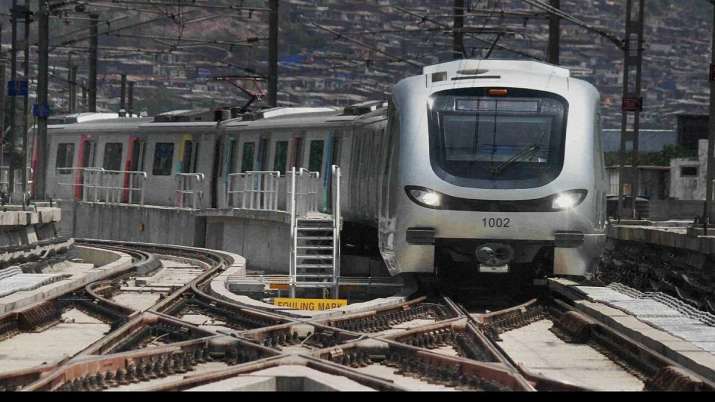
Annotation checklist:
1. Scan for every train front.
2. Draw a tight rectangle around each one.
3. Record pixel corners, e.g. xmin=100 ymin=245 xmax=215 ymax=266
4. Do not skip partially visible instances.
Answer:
xmin=378 ymin=60 xmax=607 ymax=287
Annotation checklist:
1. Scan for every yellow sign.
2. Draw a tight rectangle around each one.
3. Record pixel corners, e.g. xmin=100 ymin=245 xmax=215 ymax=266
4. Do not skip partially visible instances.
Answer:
xmin=273 ymin=298 xmax=348 ymax=311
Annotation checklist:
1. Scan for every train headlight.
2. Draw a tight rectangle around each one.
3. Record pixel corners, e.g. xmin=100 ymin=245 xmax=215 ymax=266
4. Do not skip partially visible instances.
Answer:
xmin=551 ymin=191 xmax=587 ymax=211
xmin=407 ymin=187 xmax=443 ymax=208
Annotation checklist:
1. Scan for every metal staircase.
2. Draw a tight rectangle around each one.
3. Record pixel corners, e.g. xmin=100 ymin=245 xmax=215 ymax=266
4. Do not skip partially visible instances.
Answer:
xmin=288 ymin=166 xmax=341 ymax=298
xmin=294 ymin=216 xmax=338 ymax=289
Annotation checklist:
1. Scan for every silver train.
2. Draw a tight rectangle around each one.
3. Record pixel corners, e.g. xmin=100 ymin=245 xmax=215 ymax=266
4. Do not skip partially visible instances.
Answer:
xmin=40 ymin=60 xmax=607 ymax=281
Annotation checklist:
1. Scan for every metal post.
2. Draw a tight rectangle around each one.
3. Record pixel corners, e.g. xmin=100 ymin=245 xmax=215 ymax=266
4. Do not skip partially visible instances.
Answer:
xmin=82 ymin=80 xmax=87 ymax=111
xmin=88 ymin=13 xmax=98 ymax=112
xmin=289 ymin=167 xmax=297 ymax=298
xmin=120 ymin=73 xmax=127 ymax=117
xmin=547 ymin=0 xmax=560 ymax=64
xmin=21 ymin=0 xmax=30 ymax=196
xmin=128 ymin=81 xmax=134 ymax=117
xmin=268 ymin=0 xmax=279 ymax=107
xmin=35 ymin=0 xmax=49 ymax=200
xmin=616 ymin=0 xmax=645 ymax=221
xmin=705 ymin=3 xmax=715 ymax=233
xmin=8 ymin=0 xmax=18 ymax=198
xmin=0 ymin=56 xmax=5 ymax=172
xmin=70 ymin=66 xmax=78 ymax=113
xmin=453 ymin=0 xmax=465 ymax=59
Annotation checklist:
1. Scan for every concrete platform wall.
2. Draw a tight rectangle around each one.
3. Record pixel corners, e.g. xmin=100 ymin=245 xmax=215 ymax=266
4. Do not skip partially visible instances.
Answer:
xmin=60 ymin=202 xmax=206 ymax=247
xmin=649 ymin=199 xmax=704 ymax=221
xmin=205 ymin=214 xmax=290 ymax=274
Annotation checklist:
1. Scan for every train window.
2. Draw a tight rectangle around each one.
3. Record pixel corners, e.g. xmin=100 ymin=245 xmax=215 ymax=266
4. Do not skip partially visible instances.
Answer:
xmin=55 ymin=143 xmax=75 ymax=174
xmin=428 ymin=88 xmax=568 ymax=189
xmin=103 ymin=143 xmax=123 ymax=171
xmin=309 ymin=140 xmax=324 ymax=172
xmin=152 ymin=143 xmax=175 ymax=176
xmin=273 ymin=141 xmax=289 ymax=174
xmin=681 ymin=166 xmax=698 ymax=177
xmin=241 ymin=142 xmax=255 ymax=172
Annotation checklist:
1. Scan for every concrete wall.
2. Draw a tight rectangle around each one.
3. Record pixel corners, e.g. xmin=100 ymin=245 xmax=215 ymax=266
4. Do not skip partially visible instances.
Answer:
xmin=649 ymin=199 xmax=704 ymax=221
xmin=61 ymin=202 xmax=205 ymax=247
xmin=204 ymin=211 xmax=290 ymax=274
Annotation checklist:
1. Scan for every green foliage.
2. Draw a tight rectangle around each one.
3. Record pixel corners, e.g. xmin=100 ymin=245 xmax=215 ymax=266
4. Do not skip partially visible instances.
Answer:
xmin=605 ymin=145 xmax=697 ymax=167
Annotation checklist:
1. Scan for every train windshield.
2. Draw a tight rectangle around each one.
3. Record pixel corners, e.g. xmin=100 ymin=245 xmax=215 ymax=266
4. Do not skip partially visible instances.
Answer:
xmin=428 ymin=88 xmax=568 ymax=189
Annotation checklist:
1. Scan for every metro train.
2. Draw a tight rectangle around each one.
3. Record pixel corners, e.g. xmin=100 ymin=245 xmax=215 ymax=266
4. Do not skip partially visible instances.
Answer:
xmin=40 ymin=59 xmax=607 ymax=285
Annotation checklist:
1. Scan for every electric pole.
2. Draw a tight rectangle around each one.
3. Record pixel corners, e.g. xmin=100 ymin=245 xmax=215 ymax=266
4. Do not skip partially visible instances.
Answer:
xmin=0 ymin=24 xmax=5 ymax=181
xmin=704 ymin=3 xmax=715 ymax=232
xmin=89 ymin=13 xmax=98 ymax=112
xmin=128 ymin=81 xmax=134 ymax=117
xmin=70 ymin=66 xmax=78 ymax=113
xmin=453 ymin=0 xmax=465 ymax=59
xmin=120 ymin=73 xmax=127 ymax=117
xmin=21 ymin=0 xmax=30 ymax=196
xmin=9 ymin=0 xmax=18 ymax=198
xmin=268 ymin=0 xmax=278 ymax=107
xmin=616 ymin=0 xmax=645 ymax=220
xmin=67 ymin=53 xmax=73 ymax=113
xmin=35 ymin=0 xmax=49 ymax=200
xmin=547 ymin=0 xmax=561 ymax=64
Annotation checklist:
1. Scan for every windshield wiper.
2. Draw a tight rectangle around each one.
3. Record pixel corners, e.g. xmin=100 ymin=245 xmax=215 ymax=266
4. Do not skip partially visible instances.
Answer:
xmin=490 ymin=145 xmax=541 ymax=176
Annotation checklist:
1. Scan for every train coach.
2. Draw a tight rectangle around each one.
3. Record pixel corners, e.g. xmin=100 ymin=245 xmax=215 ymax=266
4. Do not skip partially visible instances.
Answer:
xmin=44 ymin=110 xmax=220 ymax=208
xmin=378 ymin=59 xmax=608 ymax=285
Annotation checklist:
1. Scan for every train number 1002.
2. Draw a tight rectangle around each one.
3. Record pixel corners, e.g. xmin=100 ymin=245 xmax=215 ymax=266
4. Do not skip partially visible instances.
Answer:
xmin=482 ymin=217 xmax=511 ymax=228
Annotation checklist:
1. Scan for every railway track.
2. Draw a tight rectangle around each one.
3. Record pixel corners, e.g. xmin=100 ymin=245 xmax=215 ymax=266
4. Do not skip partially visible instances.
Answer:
xmin=1 ymin=240 xmax=714 ymax=391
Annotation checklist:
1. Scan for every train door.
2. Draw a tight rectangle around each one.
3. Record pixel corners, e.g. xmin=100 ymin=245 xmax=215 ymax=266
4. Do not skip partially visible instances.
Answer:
xmin=76 ymin=135 xmax=96 ymax=200
xmin=123 ymin=136 xmax=145 ymax=203
xmin=178 ymin=135 xmax=198 ymax=174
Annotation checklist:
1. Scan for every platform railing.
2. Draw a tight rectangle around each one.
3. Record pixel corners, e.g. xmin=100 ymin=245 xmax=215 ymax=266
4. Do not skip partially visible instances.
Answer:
xmin=286 ymin=168 xmax=321 ymax=217
xmin=56 ymin=167 xmax=147 ymax=205
xmin=226 ymin=171 xmax=282 ymax=211
xmin=331 ymin=165 xmax=342 ymax=297
xmin=1 ymin=166 xmax=33 ymax=203
xmin=175 ymin=173 xmax=205 ymax=210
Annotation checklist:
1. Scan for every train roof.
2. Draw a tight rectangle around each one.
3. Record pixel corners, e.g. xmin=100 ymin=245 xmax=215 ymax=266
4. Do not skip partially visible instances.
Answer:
xmin=222 ymin=101 xmax=387 ymax=131
xmin=422 ymin=59 xmax=571 ymax=80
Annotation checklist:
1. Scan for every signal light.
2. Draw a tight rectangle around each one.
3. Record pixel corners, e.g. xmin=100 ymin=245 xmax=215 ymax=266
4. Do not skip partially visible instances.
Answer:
xmin=488 ymin=88 xmax=508 ymax=97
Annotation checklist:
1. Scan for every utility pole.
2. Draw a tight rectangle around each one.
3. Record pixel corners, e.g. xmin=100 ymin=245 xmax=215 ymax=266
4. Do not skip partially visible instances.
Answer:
xmin=120 ymin=73 xmax=127 ymax=117
xmin=453 ymin=0 xmax=465 ymax=59
xmin=704 ymin=3 xmax=715 ymax=233
xmin=21 ymin=0 xmax=30 ymax=196
xmin=267 ymin=0 xmax=278 ymax=107
xmin=0 ymin=24 xmax=5 ymax=178
xmin=82 ymin=80 xmax=87 ymax=111
xmin=128 ymin=81 xmax=134 ymax=117
xmin=89 ymin=13 xmax=98 ymax=112
xmin=616 ymin=0 xmax=645 ymax=220
xmin=9 ymin=0 xmax=18 ymax=199
xmin=547 ymin=0 xmax=561 ymax=64
xmin=35 ymin=0 xmax=49 ymax=200
xmin=67 ymin=53 xmax=73 ymax=113
xmin=70 ymin=66 xmax=78 ymax=113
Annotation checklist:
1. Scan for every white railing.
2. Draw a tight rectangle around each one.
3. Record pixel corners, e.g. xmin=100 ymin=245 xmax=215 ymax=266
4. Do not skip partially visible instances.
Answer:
xmin=331 ymin=165 xmax=342 ymax=296
xmin=175 ymin=173 xmax=205 ymax=210
xmin=286 ymin=168 xmax=321 ymax=217
xmin=0 ymin=166 xmax=33 ymax=202
xmin=226 ymin=171 xmax=282 ymax=211
xmin=56 ymin=167 xmax=147 ymax=205
xmin=0 ymin=166 xmax=9 ymax=195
